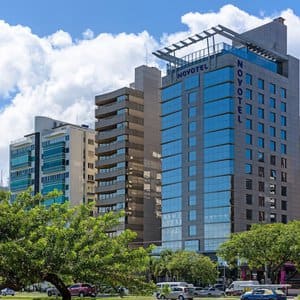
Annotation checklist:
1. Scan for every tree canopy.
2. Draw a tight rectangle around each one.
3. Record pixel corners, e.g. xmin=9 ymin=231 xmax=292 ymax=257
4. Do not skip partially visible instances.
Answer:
xmin=151 ymin=249 xmax=218 ymax=286
xmin=0 ymin=190 xmax=152 ymax=299
xmin=217 ymin=222 xmax=300 ymax=282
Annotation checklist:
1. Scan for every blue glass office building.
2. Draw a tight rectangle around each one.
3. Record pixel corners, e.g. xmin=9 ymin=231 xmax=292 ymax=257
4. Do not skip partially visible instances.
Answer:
xmin=154 ymin=18 xmax=300 ymax=254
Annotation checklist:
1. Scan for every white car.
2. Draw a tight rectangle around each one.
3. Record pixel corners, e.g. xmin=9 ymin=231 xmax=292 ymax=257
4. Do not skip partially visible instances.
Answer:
xmin=1 ymin=288 xmax=15 ymax=296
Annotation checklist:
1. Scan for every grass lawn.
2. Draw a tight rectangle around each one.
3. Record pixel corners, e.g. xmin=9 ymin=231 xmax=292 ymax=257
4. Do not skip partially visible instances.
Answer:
xmin=0 ymin=293 xmax=239 ymax=300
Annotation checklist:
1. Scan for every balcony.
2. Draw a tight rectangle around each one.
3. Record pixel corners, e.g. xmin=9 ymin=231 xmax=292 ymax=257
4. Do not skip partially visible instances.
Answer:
xmin=95 ymin=168 xmax=125 ymax=180
xmin=95 ymin=152 xmax=126 ymax=168
xmin=95 ymin=114 xmax=126 ymax=130
xmin=95 ymin=101 xmax=125 ymax=118
xmin=96 ymin=128 xmax=143 ymax=142
xmin=96 ymin=181 xmax=125 ymax=193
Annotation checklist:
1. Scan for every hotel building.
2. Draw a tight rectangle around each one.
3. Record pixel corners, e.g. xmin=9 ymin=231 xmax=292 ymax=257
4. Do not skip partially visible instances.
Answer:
xmin=153 ymin=18 xmax=300 ymax=254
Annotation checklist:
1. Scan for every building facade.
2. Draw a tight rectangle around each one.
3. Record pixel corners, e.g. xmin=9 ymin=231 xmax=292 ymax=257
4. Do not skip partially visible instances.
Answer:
xmin=154 ymin=18 xmax=300 ymax=254
xmin=95 ymin=65 xmax=161 ymax=245
xmin=10 ymin=116 xmax=96 ymax=206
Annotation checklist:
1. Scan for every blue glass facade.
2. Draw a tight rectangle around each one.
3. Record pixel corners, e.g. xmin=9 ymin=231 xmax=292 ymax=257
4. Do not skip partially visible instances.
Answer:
xmin=158 ymin=19 xmax=299 ymax=256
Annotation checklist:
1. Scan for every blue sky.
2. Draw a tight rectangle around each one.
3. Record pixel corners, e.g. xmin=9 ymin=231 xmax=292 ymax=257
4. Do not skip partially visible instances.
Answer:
xmin=0 ymin=0 xmax=300 ymax=39
xmin=1 ymin=2 xmax=300 ymax=184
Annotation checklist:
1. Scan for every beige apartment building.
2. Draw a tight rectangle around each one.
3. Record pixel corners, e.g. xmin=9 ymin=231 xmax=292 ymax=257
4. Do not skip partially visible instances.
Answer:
xmin=95 ymin=65 xmax=162 ymax=246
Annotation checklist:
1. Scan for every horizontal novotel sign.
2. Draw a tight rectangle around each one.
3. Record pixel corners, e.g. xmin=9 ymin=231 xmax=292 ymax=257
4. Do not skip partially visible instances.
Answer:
xmin=175 ymin=63 xmax=209 ymax=79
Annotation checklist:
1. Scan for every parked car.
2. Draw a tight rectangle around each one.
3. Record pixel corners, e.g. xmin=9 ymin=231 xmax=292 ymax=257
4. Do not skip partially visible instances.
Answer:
xmin=47 ymin=287 xmax=60 ymax=297
xmin=240 ymin=288 xmax=287 ymax=300
xmin=193 ymin=287 xmax=204 ymax=296
xmin=157 ymin=286 xmax=194 ymax=300
xmin=214 ymin=284 xmax=226 ymax=291
xmin=68 ymin=283 xmax=96 ymax=297
xmin=196 ymin=287 xmax=226 ymax=297
xmin=1 ymin=288 xmax=15 ymax=296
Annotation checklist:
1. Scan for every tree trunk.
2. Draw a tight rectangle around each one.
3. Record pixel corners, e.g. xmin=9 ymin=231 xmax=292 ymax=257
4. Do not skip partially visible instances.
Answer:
xmin=43 ymin=273 xmax=71 ymax=300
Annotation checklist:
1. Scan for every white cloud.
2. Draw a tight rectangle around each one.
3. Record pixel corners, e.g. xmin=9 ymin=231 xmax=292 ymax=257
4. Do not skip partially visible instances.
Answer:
xmin=82 ymin=28 xmax=94 ymax=40
xmin=1 ymin=5 xmax=300 ymax=185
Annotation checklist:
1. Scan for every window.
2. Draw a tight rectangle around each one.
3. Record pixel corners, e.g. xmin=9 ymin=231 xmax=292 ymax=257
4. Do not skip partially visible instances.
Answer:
xmin=258 ymin=78 xmax=264 ymax=89
xmin=185 ymin=74 xmax=199 ymax=90
xmin=246 ymin=179 xmax=252 ymax=190
xmin=269 ymin=97 xmax=276 ymax=108
xmin=245 ymin=164 xmax=252 ymax=174
xmin=246 ymin=194 xmax=253 ymax=205
xmin=281 ymin=200 xmax=287 ymax=210
xmin=270 ymin=140 xmax=276 ymax=152
xmin=270 ymin=213 xmax=277 ymax=223
xmin=270 ymin=183 xmax=276 ymax=194
xmin=258 ymin=93 xmax=264 ymax=104
xmin=189 ymin=225 xmax=196 ymax=236
xmin=246 ymin=119 xmax=252 ymax=129
xmin=259 ymin=196 xmax=265 ymax=207
xmin=281 ymin=115 xmax=287 ymax=126
xmin=258 ymin=123 xmax=264 ymax=133
xmin=88 ymin=163 xmax=94 ymax=169
xmin=281 ymin=143 xmax=287 ymax=154
xmin=281 ymin=130 xmax=287 ymax=140
xmin=88 ymin=139 xmax=94 ymax=145
xmin=258 ymin=108 xmax=264 ymax=119
xmin=258 ymin=166 xmax=264 ymax=177
xmin=269 ymin=126 xmax=276 ymax=137
xmin=280 ymin=87 xmax=287 ymax=98
xmin=189 ymin=151 xmax=196 ymax=161
xmin=189 ymin=210 xmax=197 ymax=221
xmin=281 ymin=186 xmax=287 ymax=196
xmin=189 ymin=122 xmax=196 ymax=132
xmin=281 ymin=172 xmax=287 ymax=182
xmin=259 ymin=211 xmax=265 ymax=222
xmin=258 ymin=152 xmax=264 ymax=162
xmin=270 ymin=112 xmax=276 ymax=123
xmin=246 ymin=89 xmax=252 ymax=100
xmin=245 ymin=134 xmax=252 ymax=145
xmin=189 ymin=107 xmax=196 ymax=118
xmin=258 ymin=137 xmax=264 ymax=148
xmin=189 ymin=195 xmax=196 ymax=206
xmin=87 ymin=175 xmax=94 ymax=181
xmin=269 ymin=198 xmax=276 ymax=209
xmin=270 ymin=169 xmax=277 ymax=180
xmin=281 ymin=158 xmax=287 ymax=168
xmin=246 ymin=103 xmax=252 ymax=115
xmin=189 ymin=136 xmax=196 ymax=147
xmin=282 ymin=215 xmax=287 ymax=224
xmin=246 ymin=209 xmax=252 ymax=220
xmin=270 ymin=155 xmax=276 ymax=165
xmin=189 ymin=166 xmax=196 ymax=176
xmin=269 ymin=83 xmax=276 ymax=94
xmin=281 ymin=102 xmax=286 ymax=112
xmin=246 ymin=73 xmax=252 ymax=85
xmin=189 ymin=180 xmax=196 ymax=191
xmin=246 ymin=149 xmax=252 ymax=160
xmin=259 ymin=181 xmax=265 ymax=192
xmin=189 ymin=92 xmax=197 ymax=105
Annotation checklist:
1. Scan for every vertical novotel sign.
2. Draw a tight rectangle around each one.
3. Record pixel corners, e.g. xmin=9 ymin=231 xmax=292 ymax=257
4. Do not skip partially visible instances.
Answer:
xmin=236 ymin=59 xmax=244 ymax=123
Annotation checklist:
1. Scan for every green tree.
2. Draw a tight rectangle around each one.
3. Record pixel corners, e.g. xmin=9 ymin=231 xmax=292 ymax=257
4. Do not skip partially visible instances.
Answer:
xmin=218 ymin=222 xmax=298 ymax=282
xmin=152 ymin=250 xmax=218 ymax=285
xmin=0 ymin=190 xmax=152 ymax=300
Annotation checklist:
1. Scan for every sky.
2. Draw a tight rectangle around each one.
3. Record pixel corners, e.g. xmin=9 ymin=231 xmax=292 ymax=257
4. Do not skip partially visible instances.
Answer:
xmin=1 ymin=1 xmax=300 ymax=185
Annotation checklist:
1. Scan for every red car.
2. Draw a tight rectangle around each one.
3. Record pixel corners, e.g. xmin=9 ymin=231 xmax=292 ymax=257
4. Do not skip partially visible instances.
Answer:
xmin=68 ymin=283 xmax=96 ymax=297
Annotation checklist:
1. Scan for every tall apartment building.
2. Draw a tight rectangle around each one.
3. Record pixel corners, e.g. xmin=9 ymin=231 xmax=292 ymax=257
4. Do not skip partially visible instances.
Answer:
xmin=95 ymin=65 xmax=161 ymax=245
xmin=153 ymin=18 xmax=300 ymax=254
xmin=10 ymin=116 xmax=96 ymax=206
